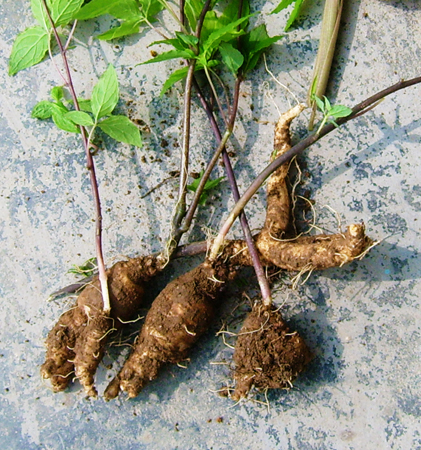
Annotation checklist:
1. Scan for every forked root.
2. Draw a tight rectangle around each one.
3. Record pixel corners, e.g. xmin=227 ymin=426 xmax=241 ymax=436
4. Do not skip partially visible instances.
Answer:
xmin=41 ymin=256 xmax=160 ymax=396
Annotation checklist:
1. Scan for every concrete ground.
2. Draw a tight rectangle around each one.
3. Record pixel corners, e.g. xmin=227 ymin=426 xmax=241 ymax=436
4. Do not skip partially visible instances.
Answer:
xmin=1 ymin=0 xmax=420 ymax=449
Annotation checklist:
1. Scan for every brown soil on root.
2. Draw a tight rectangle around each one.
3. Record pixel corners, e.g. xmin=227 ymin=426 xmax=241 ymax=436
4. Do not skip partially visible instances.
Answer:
xmin=105 ymin=261 xmax=235 ymax=400
xmin=41 ymin=255 xmax=159 ymax=396
xmin=230 ymin=303 xmax=313 ymax=401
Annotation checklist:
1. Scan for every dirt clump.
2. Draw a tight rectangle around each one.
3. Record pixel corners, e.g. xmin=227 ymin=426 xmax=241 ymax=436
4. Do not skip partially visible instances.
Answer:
xmin=230 ymin=303 xmax=313 ymax=401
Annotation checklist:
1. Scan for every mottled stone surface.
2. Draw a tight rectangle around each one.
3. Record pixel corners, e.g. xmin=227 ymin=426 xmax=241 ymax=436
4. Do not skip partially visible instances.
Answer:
xmin=1 ymin=0 xmax=420 ymax=449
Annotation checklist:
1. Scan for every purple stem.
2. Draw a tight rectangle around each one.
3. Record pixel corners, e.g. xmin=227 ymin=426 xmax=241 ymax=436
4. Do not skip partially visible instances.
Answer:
xmin=193 ymin=77 xmax=272 ymax=303
xmin=41 ymin=1 xmax=110 ymax=311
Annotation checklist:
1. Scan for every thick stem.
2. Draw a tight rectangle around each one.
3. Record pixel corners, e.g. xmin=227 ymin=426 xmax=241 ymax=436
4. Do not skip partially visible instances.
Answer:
xmin=308 ymin=0 xmax=343 ymax=129
xmin=41 ymin=1 xmax=110 ymax=313
xmin=209 ymin=76 xmax=421 ymax=260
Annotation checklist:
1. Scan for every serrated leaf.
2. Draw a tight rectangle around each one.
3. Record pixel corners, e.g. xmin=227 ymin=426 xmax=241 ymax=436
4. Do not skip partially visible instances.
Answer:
xmin=9 ymin=26 xmax=50 ymax=75
xmin=65 ymin=111 xmax=94 ymax=126
xmin=219 ymin=42 xmax=243 ymax=74
xmin=328 ymin=105 xmax=353 ymax=119
xmin=52 ymin=109 xmax=80 ymax=133
xmin=51 ymin=86 xmax=64 ymax=102
xmin=50 ymin=0 xmax=84 ymax=27
xmin=141 ymin=49 xmax=196 ymax=65
xmin=32 ymin=100 xmax=56 ymax=119
xmin=91 ymin=64 xmax=119 ymax=120
xmin=97 ymin=20 xmax=142 ymax=40
xmin=98 ymin=116 xmax=142 ymax=146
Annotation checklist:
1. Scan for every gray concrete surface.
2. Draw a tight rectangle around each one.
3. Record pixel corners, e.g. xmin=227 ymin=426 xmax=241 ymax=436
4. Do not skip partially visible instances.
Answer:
xmin=1 ymin=0 xmax=420 ymax=449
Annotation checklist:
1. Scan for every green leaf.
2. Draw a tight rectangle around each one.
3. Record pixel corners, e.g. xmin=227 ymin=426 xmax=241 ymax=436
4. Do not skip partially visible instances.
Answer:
xmin=108 ymin=0 xmax=141 ymax=20
xmin=240 ymin=24 xmax=282 ymax=74
xmin=175 ymin=32 xmax=199 ymax=48
xmin=52 ymin=108 xmax=80 ymax=133
xmin=31 ymin=0 xmax=49 ymax=29
xmin=328 ymin=105 xmax=353 ymax=119
xmin=323 ymin=96 xmax=332 ymax=112
xmin=285 ymin=0 xmax=305 ymax=31
xmin=184 ymin=0 xmax=203 ymax=30
xmin=68 ymin=257 xmax=97 ymax=277
xmin=151 ymin=38 xmax=186 ymax=50
xmin=98 ymin=116 xmax=142 ymax=146
xmin=219 ymin=42 xmax=243 ymax=74
xmin=314 ymin=96 xmax=325 ymax=112
xmin=272 ymin=0 xmax=305 ymax=31
xmin=160 ymin=66 xmax=190 ymax=96
xmin=50 ymin=0 xmax=84 ymax=27
xmin=9 ymin=26 xmax=49 ymax=75
xmin=141 ymin=49 xmax=196 ymax=65
xmin=139 ymin=0 xmax=164 ymax=21
xmin=152 ymin=33 xmax=198 ymax=51
xmin=65 ymin=111 xmax=94 ymax=127
xmin=200 ymin=10 xmax=219 ymax=44
xmin=77 ymin=99 xmax=93 ymax=113
xmin=75 ymin=0 xmax=124 ymax=20
xmin=32 ymin=100 xmax=56 ymax=119
xmin=220 ymin=0 xmax=250 ymax=28
xmin=51 ymin=86 xmax=64 ymax=102
xmin=160 ymin=60 xmax=218 ymax=95
xmin=97 ymin=19 xmax=142 ymax=40
xmin=91 ymin=64 xmax=119 ymax=120
xmin=187 ymin=170 xmax=224 ymax=206
xmin=201 ymin=15 xmax=251 ymax=57
xmin=271 ymin=0 xmax=294 ymax=15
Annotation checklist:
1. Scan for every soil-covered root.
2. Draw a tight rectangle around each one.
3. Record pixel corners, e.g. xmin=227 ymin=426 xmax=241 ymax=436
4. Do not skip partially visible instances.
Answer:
xmin=41 ymin=255 xmax=160 ymax=396
xmin=229 ymin=303 xmax=312 ymax=401
xmin=104 ymin=261 xmax=235 ymax=400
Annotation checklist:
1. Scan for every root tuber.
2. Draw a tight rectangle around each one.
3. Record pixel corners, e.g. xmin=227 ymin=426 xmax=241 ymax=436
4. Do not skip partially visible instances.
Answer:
xmin=229 ymin=303 xmax=313 ymax=401
xmin=41 ymin=256 xmax=159 ymax=396
xmin=104 ymin=261 xmax=235 ymax=400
